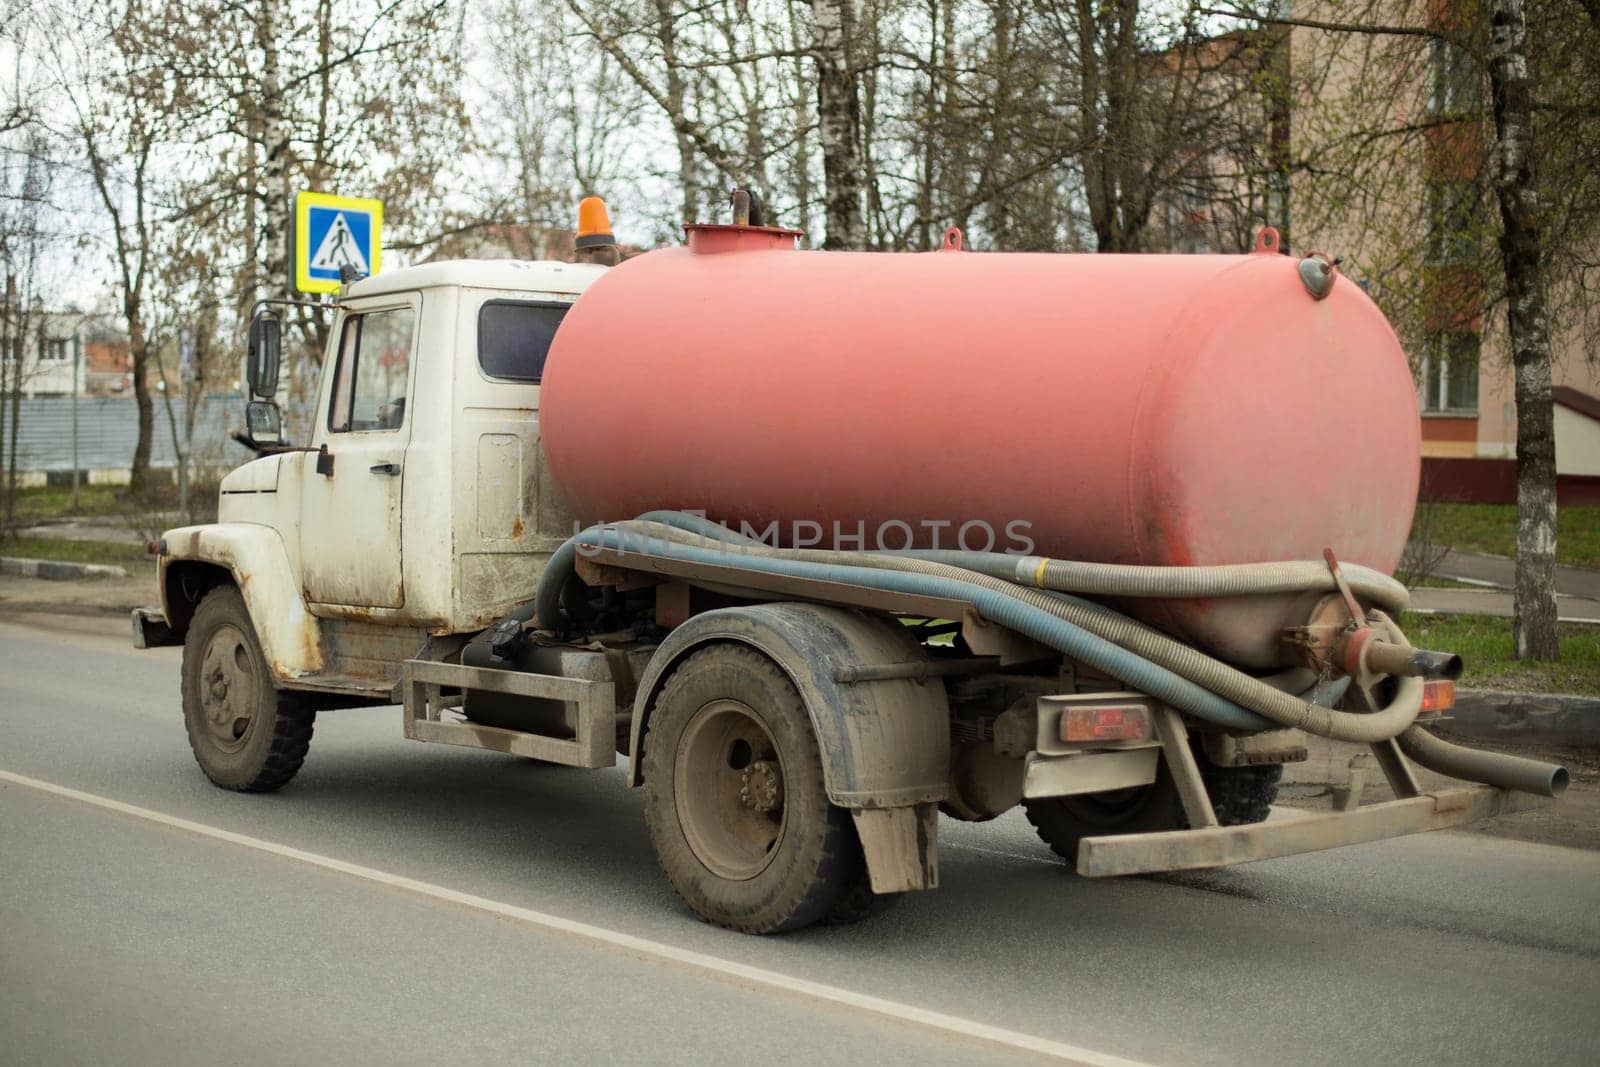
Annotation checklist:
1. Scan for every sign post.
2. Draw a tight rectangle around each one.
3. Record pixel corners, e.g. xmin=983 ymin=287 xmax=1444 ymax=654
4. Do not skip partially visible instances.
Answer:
xmin=294 ymin=191 xmax=383 ymax=294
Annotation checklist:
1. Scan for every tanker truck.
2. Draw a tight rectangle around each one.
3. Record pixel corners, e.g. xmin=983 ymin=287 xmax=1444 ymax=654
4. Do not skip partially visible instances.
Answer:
xmin=131 ymin=194 xmax=1569 ymax=934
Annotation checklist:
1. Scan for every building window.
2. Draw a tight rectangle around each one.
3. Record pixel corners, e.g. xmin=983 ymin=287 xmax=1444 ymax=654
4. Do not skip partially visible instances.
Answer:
xmin=1424 ymin=180 xmax=1477 ymax=266
xmin=41 ymin=337 xmax=69 ymax=362
xmin=1421 ymin=331 xmax=1480 ymax=413
xmin=1428 ymin=39 xmax=1483 ymax=118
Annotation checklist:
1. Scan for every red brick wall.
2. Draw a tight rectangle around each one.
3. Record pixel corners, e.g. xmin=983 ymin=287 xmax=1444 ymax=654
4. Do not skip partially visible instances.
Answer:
xmin=1421 ymin=458 xmax=1600 ymax=506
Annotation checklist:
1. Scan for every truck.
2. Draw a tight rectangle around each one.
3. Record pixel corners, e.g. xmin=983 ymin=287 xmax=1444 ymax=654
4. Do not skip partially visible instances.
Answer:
xmin=132 ymin=193 xmax=1569 ymax=934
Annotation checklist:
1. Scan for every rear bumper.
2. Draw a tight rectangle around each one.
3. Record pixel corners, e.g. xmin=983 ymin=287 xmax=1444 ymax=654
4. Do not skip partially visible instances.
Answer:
xmin=131 ymin=607 xmax=178 ymax=649
xmin=1077 ymin=785 xmax=1552 ymax=877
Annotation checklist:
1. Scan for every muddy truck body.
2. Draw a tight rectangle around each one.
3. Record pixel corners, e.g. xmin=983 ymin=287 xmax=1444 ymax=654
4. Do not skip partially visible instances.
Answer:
xmin=133 ymin=205 xmax=1568 ymax=934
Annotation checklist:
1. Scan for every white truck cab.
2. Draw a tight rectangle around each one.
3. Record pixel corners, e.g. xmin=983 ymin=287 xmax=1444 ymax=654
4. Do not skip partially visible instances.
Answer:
xmin=147 ymin=259 xmax=606 ymax=698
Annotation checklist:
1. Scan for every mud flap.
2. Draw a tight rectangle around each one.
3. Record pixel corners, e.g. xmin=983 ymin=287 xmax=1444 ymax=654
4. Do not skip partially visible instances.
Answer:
xmin=852 ymin=803 xmax=940 ymax=893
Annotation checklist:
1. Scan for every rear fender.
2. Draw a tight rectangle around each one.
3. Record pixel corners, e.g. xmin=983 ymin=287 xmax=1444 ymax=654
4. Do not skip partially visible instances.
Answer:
xmin=159 ymin=523 xmax=324 ymax=683
xmin=628 ymin=604 xmax=949 ymax=892
xmin=629 ymin=604 xmax=950 ymax=807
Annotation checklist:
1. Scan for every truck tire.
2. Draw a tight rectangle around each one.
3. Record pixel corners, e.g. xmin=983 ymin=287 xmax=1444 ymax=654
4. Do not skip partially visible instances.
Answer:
xmin=181 ymin=586 xmax=316 ymax=792
xmin=1023 ymin=747 xmax=1281 ymax=866
xmin=641 ymin=645 xmax=868 ymax=934
xmin=1203 ymin=760 xmax=1282 ymax=827
xmin=822 ymin=874 xmax=901 ymax=925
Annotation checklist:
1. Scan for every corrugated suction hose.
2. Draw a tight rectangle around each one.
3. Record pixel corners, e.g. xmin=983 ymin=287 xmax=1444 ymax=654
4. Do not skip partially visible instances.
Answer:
xmin=534 ymin=512 xmax=1567 ymax=796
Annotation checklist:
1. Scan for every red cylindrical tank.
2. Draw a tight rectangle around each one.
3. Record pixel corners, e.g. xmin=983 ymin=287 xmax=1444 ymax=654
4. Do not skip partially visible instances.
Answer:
xmin=540 ymin=224 xmax=1420 ymax=667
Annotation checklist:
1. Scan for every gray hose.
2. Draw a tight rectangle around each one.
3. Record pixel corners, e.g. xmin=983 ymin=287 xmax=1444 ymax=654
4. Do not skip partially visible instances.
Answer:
xmin=578 ymin=521 xmax=1274 ymax=730
xmin=532 ymin=538 xmax=578 ymax=629
xmin=827 ymin=553 xmax=1420 ymax=742
xmin=1372 ymin=621 xmax=1569 ymax=797
xmin=1354 ymin=614 xmax=1567 ymax=796
xmin=1397 ymin=723 xmax=1569 ymax=797
xmin=1021 ymin=556 xmax=1409 ymax=611
xmin=561 ymin=512 xmax=1568 ymax=793
xmin=630 ymin=518 xmax=1423 ymax=743
xmin=888 ymin=551 xmax=1409 ymax=612
xmin=658 ymin=516 xmax=1407 ymax=610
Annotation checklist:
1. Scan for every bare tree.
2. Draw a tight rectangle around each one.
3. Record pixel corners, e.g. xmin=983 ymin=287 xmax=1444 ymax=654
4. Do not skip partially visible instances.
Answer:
xmin=55 ymin=0 xmax=181 ymax=496
xmin=0 ymin=130 xmax=57 ymax=535
xmin=478 ymin=0 xmax=645 ymax=251
xmin=104 ymin=0 xmax=471 ymax=438
xmin=0 ymin=3 xmax=64 ymax=533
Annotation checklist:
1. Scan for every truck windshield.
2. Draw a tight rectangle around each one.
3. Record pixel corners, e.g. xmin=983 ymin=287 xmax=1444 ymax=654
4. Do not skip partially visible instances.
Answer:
xmin=478 ymin=300 xmax=569 ymax=383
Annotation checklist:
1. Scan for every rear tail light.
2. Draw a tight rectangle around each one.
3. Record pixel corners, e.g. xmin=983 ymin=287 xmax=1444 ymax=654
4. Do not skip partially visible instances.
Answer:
xmin=1420 ymin=679 xmax=1456 ymax=715
xmin=1061 ymin=704 xmax=1152 ymax=743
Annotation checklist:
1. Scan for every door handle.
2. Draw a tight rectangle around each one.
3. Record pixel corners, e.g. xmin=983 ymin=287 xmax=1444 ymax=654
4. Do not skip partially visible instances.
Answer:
xmin=369 ymin=462 xmax=401 ymax=476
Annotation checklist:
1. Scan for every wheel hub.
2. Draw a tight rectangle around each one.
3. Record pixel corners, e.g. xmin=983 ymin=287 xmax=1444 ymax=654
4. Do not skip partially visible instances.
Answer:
xmin=740 ymin=760 xmax=782 ymax=813
xmin=198 ymin=623 xmax=258 ymax=751
xmin=673 ymin=699 xmax=788 ymax=881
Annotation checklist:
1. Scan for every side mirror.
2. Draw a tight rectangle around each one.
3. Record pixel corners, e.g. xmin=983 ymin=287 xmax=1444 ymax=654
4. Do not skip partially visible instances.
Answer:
xmin=247 ymin=313 xmax=282 ymax=399
xmin=243 ymin=400 xmax=283 ymax=449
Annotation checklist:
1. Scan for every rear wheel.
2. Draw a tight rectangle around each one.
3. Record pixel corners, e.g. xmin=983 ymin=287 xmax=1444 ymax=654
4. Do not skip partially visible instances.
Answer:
xmin=822 ymin=874 xmax=902 ymax=925
xmin=1202 ymin=760 xmax=1282 ymax=826
xmin=1024 ymin=744 xmax=1281 ymax=865
xmin=181 ymin=586 xmax=315 ymax=792
xmin=641 ymin=645 xmax=870 ymax=934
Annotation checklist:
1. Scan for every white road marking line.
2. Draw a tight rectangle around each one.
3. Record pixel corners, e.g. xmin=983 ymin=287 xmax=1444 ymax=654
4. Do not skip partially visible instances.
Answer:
xmin=1434 ymin=575 xmax=1503 ymax=589
xmin=0 ymin=768 xmax=1152 ymax=1067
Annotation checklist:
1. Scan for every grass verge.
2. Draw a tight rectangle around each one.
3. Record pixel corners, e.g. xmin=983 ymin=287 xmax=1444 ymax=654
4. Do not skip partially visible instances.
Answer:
xmin=0 ymin=536 xmax=154 ymax=569
xmin=1419 ymin=503 xmax=1600 ymax=569
xmin=7 ymin=484 xmax=125 ymax=523
xmin=1401 ymin=611 xmax=1600 ymax=694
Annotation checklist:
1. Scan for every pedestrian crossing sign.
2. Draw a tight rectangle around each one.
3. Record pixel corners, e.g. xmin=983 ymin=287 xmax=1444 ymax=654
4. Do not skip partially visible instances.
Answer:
xmin=294 ymin=191 xmax=383 ymax=294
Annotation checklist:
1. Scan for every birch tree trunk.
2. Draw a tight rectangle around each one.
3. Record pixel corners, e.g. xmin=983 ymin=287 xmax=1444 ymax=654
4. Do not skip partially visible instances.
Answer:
xmin=259 ymin=0 xmax=290 ymax=301
xmin=809 ymin=0 xmax=864 ymax=249
xmin=1486 ymin=0 xmax=1559 ymax=660
xmin=786 ymin=0 xmax=814 ymax=240
xmin=653 ymin=0 xmax=699 ymax=225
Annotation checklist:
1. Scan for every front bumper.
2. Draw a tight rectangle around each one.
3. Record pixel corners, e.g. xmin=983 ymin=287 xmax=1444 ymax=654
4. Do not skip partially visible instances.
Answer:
xmin=131 ymin=607 xmax=178 ymax=649
xmin=1077 ymin=785 xmax=1551 ymax=877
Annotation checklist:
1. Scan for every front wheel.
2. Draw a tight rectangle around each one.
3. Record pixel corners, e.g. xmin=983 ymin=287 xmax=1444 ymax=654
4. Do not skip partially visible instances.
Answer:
xmin=181 ymin=586 xmax=315 ymax=792
xmin=641 ymin=645 xmax=870 ymax=934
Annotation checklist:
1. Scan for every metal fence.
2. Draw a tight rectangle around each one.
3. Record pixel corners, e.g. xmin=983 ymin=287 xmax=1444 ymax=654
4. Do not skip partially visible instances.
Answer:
xmin=0 ymin=395 xmax=242 ymax=473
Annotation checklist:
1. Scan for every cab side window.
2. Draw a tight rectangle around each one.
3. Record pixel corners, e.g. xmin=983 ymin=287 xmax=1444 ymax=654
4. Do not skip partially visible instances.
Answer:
xmin=328 ymin=306 xmax=416 ymax=432
xmin=478 ymin=300 xmax=568 ymax=383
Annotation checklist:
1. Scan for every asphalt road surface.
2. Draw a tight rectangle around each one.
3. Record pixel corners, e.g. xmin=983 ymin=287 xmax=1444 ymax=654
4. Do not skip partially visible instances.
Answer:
xmin=3 ymin=613 xmax=1598 ymax=1066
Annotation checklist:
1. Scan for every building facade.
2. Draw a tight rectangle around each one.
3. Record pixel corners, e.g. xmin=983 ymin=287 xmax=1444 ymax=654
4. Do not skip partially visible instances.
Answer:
xmin=0 ymin=307 xmax=131 ymax=399
xmin=1280 ymin=1 xmax=1600 ymax=488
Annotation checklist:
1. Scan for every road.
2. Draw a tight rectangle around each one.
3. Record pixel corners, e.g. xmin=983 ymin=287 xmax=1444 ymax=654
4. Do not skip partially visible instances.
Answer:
xmin=3 ymin=613 xmax=1599 ymax=1066
xmin=1434 ymin=549 xmax=1600 ymax=599
xmin=1410 ymin=550 xmax=1600 ymax=622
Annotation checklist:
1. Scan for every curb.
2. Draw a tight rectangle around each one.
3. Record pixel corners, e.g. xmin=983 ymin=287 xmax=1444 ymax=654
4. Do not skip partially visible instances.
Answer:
xmin=1446 ymin=689 xmax=1600 ymax=750
xmin=0 ymin=556 xmax=128 ymax=580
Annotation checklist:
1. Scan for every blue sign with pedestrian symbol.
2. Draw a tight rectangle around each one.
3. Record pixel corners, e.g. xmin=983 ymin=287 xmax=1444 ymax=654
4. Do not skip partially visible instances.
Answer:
xmin=294 ymin=191 xmax=383 ymax=294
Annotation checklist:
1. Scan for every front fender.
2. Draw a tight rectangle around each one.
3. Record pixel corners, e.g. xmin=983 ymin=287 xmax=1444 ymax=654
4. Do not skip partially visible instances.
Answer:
xmin=628 ymin=603 xmax=950 ymax=809
xmin=160 ymin=523 xmax=324 ymax=683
